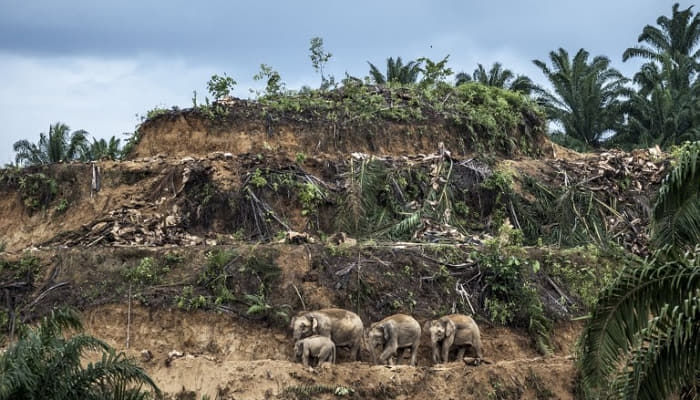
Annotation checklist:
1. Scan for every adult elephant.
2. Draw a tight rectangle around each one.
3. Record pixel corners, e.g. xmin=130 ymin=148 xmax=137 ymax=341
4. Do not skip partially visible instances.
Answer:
xmin=427 ymin=314 xmax=483 ymax=364
xmin=290 ymin=308 xmax=364 ymax=361
xmin=366 ymin=313 xmax=421 ymax=366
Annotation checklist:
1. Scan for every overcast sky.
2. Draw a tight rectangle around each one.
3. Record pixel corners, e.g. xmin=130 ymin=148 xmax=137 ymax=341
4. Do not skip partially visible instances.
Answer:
xmin=0 ymin=0 xmax=683 ymax=164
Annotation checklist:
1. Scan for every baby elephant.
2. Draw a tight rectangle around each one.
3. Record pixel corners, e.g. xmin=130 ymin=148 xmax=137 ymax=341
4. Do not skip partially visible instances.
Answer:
xmin=427 ymin=314 xmax=483 ymax=364
xmin=294 ymin=335 xmax=336 ymax=367
xmin=366 ymin=313 xmax=421 ymax=366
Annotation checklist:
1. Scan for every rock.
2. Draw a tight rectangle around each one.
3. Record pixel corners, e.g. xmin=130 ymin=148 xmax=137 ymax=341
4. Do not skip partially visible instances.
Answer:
xmin=224 ymin=152 xmax=234 ymax=159
xmin=285 ymin=231 xmax=315 ymax=244
xmin=180 ymin=156 xmax=195 ymax=164
xmin=140 ymin=349 xmax=153 ymax=362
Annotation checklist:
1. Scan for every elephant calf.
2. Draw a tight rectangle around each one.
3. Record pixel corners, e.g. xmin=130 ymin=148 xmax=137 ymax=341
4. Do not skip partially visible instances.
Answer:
xmin=290 ymin=308 xmax=364 ymax=361
xmin=294 ymin=335 xmax=336 ymax=367
xmin=366 ymin=313 xmax=421 ymax=366
xmin=427 ymin=314 xmax=483 ymax=364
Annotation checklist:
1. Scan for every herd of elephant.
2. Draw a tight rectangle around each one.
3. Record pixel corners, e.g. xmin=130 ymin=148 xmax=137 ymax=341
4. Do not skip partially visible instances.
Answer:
xmin=290 ymin=308 xmax=483 ymax=367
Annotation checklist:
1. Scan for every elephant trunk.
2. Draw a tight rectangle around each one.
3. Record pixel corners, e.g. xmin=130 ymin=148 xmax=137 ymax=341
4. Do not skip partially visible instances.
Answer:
xmin=365 ymin=333 xmax=378 ymax=364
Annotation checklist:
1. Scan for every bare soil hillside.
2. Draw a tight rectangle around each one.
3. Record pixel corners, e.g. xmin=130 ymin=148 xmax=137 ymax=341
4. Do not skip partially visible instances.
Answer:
xmin=0 ymin=102 xmax=667 ymax=399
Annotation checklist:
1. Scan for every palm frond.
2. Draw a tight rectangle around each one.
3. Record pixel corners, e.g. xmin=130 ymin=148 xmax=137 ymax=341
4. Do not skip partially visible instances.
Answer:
xmin=652 ymin=141 xmax=700 ymax=253
xmin=609 ymin=290 xmax=700 ymax=400
xmin=578 ymin=253 xmax=700 ymax=396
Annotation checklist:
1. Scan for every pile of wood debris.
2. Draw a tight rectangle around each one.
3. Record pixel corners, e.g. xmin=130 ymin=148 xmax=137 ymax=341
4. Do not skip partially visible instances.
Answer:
xmin=541 ymin=146 xmax=669 ymax=254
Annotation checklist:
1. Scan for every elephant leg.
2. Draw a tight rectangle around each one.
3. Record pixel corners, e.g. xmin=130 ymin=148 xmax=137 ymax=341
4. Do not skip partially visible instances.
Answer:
xmin=399 ymin=347 xmax=411 ymax=365
xmin=351 ymin=339 xmax=361 ymax=361
xmin=410 ymin=341 xmax=420 ymax=366
xmin=318 ymin=347 xmax=331 ymax=366
xmin=441 ymin=343 xmax=451 ymax=363
xmin=379 ymin=343 xmax=397 ymax=365
xmin=474 ymin=340 xmax=484 ymax=359
xmin=432 ymin=344 xmax=441 ymax=364
xmin=302 ymin=348 xmax=310 ymax=367
xmin=456 ymin=347 xmax=466 ymax=361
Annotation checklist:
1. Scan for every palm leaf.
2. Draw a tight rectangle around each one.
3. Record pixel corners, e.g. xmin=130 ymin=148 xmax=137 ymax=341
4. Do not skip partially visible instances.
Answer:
xmin=578 ymin=253 xmax=700 ymax=397
xmin=652 ymin=141 xmax=700 ymax=254
xmin=609 ymin=291 xmax=700 ymax=400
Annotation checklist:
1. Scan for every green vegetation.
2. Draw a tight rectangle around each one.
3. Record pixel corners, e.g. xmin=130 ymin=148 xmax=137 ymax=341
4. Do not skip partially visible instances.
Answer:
xmin=651 ymin=141 xmax=700 ymax=255
xmin=579 ymin=142 xmax=700 ymax=398
xmin=13 ymin=123 xmax=88 ymax=167
xmin=176 ymin=248 xmax=289 ymax=323
xmin=283 ymin=384 xmax=354 ymax=400
xmin=578 ymin=251 xmax=699 ymax=399
xmin=368 ymin=56 xmax=422 ymax=85
xmin=206 ymin=73 xmax=237 ymax=100
xmin=123 ymin=256 xmax=172 ymax=285
xmin=618 ymin=3 xmax=700 ymax=148
xmin=533 ymin=48 xmax=629 ymax=149
xmin=455 ymin=62 xmax=536 ymax=95
xmin=84 ymin=136 xmax=122 ymax=161
xmin=0 ymin=308 xmax=159 ymax=400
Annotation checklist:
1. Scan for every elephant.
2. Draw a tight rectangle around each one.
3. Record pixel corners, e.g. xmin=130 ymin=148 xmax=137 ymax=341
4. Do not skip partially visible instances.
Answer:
xmin=290 ymin=308 xmax=364 ymax=361
xmin=427 ymin=314 xmax=483 ymax=364
xmin=366 ymin=313 xmax=421 ymax=366
xmin=294 ymin=335 xmax=336 ymax=367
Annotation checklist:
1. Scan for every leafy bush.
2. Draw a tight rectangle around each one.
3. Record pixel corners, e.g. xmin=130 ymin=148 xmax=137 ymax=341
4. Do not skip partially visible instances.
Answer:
xmin=122 ymin=256 xmax=172 ymax=285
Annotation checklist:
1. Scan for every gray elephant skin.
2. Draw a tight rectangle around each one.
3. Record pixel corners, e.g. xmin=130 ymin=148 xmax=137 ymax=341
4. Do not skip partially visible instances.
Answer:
xmin=366 ymin=313 xmax=421 ymax=366
xmin=290 ymin=308 xmax=364 ymax=361
xmin=427 ymin=314 xmax=483 ymax=364
xmin=294 ymin=335 xmax=336 ymax=367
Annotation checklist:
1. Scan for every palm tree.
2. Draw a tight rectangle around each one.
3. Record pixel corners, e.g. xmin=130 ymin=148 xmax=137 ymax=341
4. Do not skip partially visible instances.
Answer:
xmin=367 ymin=57 xmax=422 ymax=85
xmin=619 ymin=59 xmax=700 ymax=148
xmin=622 ymin=3 xmax=700 ymax=75
xmin=579 ymin=142 xmax=700 ymax=399
xmin=621 ymin=3 xmax=700 ymax=148
xmin=84 ymin=136 xmax=122 ymax=161
xmin=0 ymin=308 xmax=159 ymax=400
xmin=13 ymin=123 xmax=89 ymax=166
xmin=455 ymin=62 xmax=536 ymax=94
xmin=533 ymin=48 xmax=630 ymax=148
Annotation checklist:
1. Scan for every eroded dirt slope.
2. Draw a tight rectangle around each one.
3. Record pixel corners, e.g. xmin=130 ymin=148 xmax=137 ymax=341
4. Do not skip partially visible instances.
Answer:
xmin=84 ymin=305 xmax=579 ymax=400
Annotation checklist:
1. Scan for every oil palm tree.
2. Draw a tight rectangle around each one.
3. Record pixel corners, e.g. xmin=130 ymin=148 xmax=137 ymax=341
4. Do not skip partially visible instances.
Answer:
xmin=455 ymin=62 xmax=536 ymax=95
xmin=0 ymin=307 xmax=159 ymax=400
xmin=84 ymin=136 xmax=122 ymax=161
xmin=579 ymin=142 xmax=700 ymax=399
xmin=622 ymin=3 xmax=700 ymax=75
xmin=533 ymin=48 xmax=630 ymax=148
xmin=621 ymin=3 xmax=700 ymax=148
xmin=367 ymin=57 xmax=422 ymax=85
xmin=619 ymin=59 xmax=700 ymax=148
xmin=13 ymin=123 xmax=89 ymax=166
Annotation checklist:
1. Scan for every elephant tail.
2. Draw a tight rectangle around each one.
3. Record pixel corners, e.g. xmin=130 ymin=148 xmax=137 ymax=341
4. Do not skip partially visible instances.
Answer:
xmin=332 ymin=343 xmax=336 ymax=364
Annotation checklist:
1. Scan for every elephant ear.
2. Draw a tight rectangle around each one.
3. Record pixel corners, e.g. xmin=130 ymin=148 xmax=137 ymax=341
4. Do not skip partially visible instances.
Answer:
xmin=445 ymin=319 xmax=456 ymax=339
xmin=311 ymin=316 xmax=318 ymax=333
xmin=382 ymin=323 xmax=392 ymax=341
